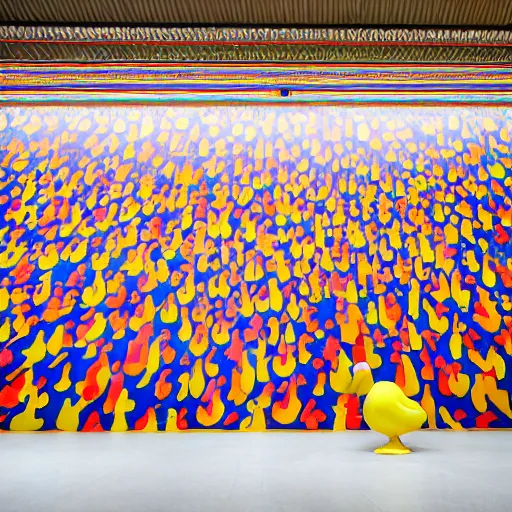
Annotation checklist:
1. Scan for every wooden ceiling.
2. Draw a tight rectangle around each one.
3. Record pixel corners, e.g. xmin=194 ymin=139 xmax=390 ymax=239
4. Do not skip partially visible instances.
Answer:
xmin=2 ymin=0 xmax=512 ymax=26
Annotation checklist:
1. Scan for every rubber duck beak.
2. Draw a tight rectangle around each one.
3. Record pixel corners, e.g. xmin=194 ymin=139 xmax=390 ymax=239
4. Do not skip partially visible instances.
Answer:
xmin=350 ymin=362 xmax=374 ymax=397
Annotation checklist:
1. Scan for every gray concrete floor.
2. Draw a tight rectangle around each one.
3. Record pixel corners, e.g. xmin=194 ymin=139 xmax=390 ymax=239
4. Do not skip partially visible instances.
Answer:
xmin=0 ymin=431 xmax=510 ymax=512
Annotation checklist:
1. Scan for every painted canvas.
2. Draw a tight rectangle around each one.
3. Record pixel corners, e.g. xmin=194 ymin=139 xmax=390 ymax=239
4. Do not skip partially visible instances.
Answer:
xmin=0 ymin=106 xmax=511 ymax=431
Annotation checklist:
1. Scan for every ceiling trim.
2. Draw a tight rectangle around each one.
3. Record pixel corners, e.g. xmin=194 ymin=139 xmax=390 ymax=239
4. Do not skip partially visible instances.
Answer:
xmin=2 ymin=25 xmax=512 ymax=62
xmin=3 ymin=25 xmax=512 ymax=43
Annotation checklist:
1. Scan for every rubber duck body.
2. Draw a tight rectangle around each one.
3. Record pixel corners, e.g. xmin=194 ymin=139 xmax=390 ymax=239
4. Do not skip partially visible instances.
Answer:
xmin=353 ymin=364 xmax=427 ymax=455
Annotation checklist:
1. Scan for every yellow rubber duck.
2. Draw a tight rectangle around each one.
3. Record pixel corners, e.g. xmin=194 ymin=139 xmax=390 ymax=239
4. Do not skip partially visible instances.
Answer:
xmin=352 ymin=363 xmax=427 ymax=455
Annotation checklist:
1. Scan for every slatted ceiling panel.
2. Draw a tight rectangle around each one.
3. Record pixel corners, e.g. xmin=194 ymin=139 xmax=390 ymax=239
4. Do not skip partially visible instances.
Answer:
xmin=2 ymin=0 xmax=512 ymax=25
xmin=376 ymin=0 xmax=437 ymax=26
xmin=341 ymin=0 xmax=363 ymax=25
xmin=454 ymin=0 xmax=501 ymax=26
xmin=439 ymin=0 xmax=476 ymax=27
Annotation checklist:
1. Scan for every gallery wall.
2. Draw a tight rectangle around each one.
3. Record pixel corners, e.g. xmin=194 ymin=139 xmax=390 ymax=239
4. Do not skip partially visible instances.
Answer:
xmin=0 ymin=106 xmax=511 ymax=431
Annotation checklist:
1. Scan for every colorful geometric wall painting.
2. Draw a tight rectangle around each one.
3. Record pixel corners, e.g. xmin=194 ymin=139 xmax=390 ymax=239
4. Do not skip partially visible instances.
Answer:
xmin=0 ymin=106 xmax=511 ymax=431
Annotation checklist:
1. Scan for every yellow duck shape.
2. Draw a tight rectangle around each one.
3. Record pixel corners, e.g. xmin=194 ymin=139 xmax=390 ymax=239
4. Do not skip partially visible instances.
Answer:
xmin=352 ymin=363 xmax=427 ymax=455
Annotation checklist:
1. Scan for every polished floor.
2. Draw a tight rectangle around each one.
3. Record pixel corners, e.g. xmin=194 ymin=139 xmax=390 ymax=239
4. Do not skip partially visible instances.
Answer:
xmin=0 ymin=431 xmax=509 ymax=512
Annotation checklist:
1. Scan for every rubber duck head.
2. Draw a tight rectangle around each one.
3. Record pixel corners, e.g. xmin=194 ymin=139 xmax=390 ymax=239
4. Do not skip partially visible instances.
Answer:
xmin=350 ymin=362 xmax=375 ymax=397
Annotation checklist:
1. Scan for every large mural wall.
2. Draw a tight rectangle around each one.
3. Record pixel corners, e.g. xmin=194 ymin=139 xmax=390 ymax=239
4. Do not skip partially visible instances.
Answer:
xmin=0 ymin=106 xmax=511 ymax=431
